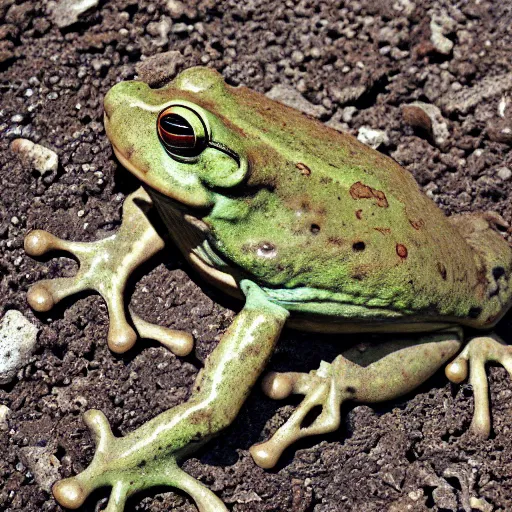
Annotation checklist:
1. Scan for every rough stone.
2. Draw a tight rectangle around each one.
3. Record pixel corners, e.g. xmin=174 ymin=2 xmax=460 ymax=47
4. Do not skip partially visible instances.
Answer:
xmin=19 ymin=446 xmax=61 ymax=493
xmin=135 ymin=51 xmax=185 ymax=88
xmin=0 ymin=311 xmax=39 ymax=385
xmin=357 ymin=126 xmax=389 ymax=149
xmin=48 ymin=0 xmax=99 ymax=28
xmin=266 ymin=84 xmax=327 ymax=118
xmin=440 ymin=74 xmax=512 ymax=114
xmin=10 ymin=139 xmax=58 ymax=175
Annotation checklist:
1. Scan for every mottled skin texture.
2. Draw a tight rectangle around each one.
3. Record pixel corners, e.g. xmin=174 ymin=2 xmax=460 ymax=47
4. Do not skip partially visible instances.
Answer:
xmin=104 ymin=68 xmax=512 ymax=328
xmin=24 ymin=67 xmax=512 ymax=512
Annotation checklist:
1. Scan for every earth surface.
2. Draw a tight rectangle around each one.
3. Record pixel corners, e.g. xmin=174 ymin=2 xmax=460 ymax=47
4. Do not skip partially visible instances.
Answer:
xmin=1 ymin=0 xmax=512 ymax=511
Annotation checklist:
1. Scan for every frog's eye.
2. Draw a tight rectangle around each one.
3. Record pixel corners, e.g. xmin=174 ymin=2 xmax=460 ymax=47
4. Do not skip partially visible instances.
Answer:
xmin=157 ymin=106 xmax=208 ymax=158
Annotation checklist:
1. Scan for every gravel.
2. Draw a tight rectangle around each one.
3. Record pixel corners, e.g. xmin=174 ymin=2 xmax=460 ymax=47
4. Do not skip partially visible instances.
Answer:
xmin=0 ymin=0 xmax=511 ymax=511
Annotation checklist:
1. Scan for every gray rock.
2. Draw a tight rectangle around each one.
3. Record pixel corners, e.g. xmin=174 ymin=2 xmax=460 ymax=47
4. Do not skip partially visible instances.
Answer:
xmin=135 ymin=51 xmax=185 ymax=88
xmin=266 ymin=85 xmax=326 ymax=118
xmin=0 ymin=405 xmax=11 ymax=430
xmin=329 ymin=84 xmax=367 ymax=105
xmin=19 ymin=446 xmax=61 ymax=493
xmin=0 ymin=310 xmax=39 ymax=385
xmin=166 ymin=0 xmax=185 ymax=18
xmin=497 ymin=167 xmax=512 ymax=181
xmin=430 ymin=19 xmax=454 ymax=55
xmin=440 ymin=74 xmax=512 ymax=114
xmin=48 ymin=0 xmax=99 ymax=28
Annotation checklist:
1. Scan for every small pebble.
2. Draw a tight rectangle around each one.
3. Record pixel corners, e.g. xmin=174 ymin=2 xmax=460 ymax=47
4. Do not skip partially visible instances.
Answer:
xmin=497 ymin=167 xmax=512 ymax=181
xmin=10 ymin=139 xmax=58 ymax=175
xmin=0 ymin=311 xmax=39 ymax=385
xmin=357 ymin=126 xmax=389 ymax=149
xmin=0 ymin=405 xmax=11 ymax=430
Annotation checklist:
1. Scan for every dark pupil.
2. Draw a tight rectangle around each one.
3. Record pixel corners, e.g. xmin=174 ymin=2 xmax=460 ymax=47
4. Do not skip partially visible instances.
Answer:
xmin=159 ymin=113 xmax=195 ymax=149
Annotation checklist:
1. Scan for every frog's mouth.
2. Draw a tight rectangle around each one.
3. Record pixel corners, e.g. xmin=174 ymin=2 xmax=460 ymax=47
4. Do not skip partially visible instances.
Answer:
xmin=145 ymin=188 xmax=243 ymax=297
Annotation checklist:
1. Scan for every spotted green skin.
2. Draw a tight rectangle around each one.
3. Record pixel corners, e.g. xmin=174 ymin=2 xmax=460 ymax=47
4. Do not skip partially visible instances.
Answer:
xmin=105 ymin=66 xmax=512 ymax=329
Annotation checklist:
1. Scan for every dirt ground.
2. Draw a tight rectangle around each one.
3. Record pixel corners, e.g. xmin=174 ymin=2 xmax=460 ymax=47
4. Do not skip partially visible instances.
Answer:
xmin=1 ymin=0 xmax=512 ymax=511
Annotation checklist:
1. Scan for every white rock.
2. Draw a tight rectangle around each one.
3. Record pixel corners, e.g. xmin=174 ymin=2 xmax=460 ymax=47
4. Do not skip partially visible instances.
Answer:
xmin=266 ymin=85 xmax=326 ymax=118
xmin=10 ymin=139 xmax=58 ymax=175
xmin=0 ymin=405 xmax=11 ymax=430
xmin=430 ymin=20 xmax=454 ymax=54
xmin=48 ymin=0 xmax=99 ymax=28
xmin=497 ymin=167 xmax=512 ymax=181
xmin=357 ymin=126 xmax=389 ymax=149
xmin=0 ymin=311 xmax=39 ymax=384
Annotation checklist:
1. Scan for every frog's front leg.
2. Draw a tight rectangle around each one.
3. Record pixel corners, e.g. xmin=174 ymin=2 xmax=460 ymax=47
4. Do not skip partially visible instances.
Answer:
xmin=52 ymin=281 xmax=289 ymax=512
xmin=24 ymin=187 xmax=192 ymax=355
xmin=445 ymin=334 xmax=512 ymax=437
xmin=250 ymin=333 xmax=462 ymax=469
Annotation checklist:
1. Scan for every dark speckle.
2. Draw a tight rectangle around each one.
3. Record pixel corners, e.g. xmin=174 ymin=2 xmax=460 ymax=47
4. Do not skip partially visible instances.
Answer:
xmin=492 ymin=266 xmax=505 ymax=280
xmin=468 ymin=306 xmax=482 ymax=319
xmin=437 ymin=262 xmax=447 ymax=280
xmin=328 ymin=236 xmax=344 ymax=246
xmin=353 ymin=241 xmax=366 ymax=251
xmin=396 ymin=244 xmax=408 ymax=259
xmin=355 ymin=209 xmax=363 ymax=220
xmin=345 ymin=386 xmax=356 ymax=394
xmin=310 ymin=224 xmax=321 ymax=234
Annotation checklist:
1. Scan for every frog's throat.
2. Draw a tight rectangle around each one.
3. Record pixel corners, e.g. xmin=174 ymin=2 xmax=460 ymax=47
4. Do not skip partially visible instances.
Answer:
xmin=147 ymin=189 xmax=243 ymax=297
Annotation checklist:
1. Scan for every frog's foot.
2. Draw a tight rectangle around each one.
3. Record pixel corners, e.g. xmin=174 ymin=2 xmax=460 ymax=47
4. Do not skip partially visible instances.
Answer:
xmin=250 ymin=361 xmax=344 ymax=469
xmin=25 ymin=187 xmax=193 ymax=356
xmin=445 ymin=335 xmax=512 ymax=438
xmin=251 ymin=336 xmax=462 ymax=469
xmin=52 ymin=410 xmax=227 ymax=512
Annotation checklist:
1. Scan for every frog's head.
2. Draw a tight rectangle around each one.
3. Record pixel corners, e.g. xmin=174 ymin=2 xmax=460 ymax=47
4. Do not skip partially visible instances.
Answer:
xmin=104 ymin=67 xmax=249 ymax=209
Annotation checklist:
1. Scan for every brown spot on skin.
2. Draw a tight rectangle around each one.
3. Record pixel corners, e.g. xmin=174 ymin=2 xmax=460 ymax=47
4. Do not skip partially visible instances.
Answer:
xmin=409 ymin=219 xmax=425 ymax=230
xmin=355 ymin=209 xmax=363 ymax=220
xmin=328 ymin=236 xmax=344 ymax=246
xmin=296 ymin=162 xmax=311 ymax=176
xmin=351 ymin=265 xmax=371 ymax=280
xmin=320 ymin=176 xmax=332 ymax=185
xmin=374 ymin=227 xmax=391 ymax=235
xmin=349 ymin=181 xmax=388 ymax=208
xmin=396 ymin=244 xmax=408 ymax=259
xmin=437 ymin=262 xmax=447 ymax=280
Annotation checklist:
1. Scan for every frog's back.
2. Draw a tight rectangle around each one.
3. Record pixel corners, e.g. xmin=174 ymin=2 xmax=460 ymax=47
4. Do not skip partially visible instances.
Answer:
xmin=175 ymin=68 xmax=512 ymax=329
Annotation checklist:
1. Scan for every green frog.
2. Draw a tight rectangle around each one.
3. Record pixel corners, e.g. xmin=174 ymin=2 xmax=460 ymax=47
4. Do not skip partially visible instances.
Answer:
xmin=24 ymin=67 xmax=512 ymax=512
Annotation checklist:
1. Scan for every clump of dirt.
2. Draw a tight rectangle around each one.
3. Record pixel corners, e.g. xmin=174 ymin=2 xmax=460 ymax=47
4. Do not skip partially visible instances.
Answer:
xmin=0 ymin=1 xmax=511 ymax=511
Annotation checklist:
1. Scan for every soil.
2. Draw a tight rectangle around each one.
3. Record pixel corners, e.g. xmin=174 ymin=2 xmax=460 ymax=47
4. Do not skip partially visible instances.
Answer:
xmin=1 ymin=0 xmax=512 ymax=511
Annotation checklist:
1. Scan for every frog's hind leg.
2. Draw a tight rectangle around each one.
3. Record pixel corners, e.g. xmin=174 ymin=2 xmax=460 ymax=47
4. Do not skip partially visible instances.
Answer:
xmin=250 ymin=334 xmax=462 ymax=469
xmin=446 ymin=334 xmax=512 ymax=437
xmin=24 ymin=187 xmax=193 ymax=356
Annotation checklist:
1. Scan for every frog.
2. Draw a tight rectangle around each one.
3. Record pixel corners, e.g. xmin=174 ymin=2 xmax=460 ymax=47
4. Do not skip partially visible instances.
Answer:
xmin=23 ymin=66 xmax=512 ymax=512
